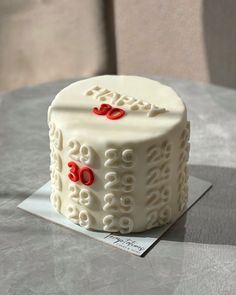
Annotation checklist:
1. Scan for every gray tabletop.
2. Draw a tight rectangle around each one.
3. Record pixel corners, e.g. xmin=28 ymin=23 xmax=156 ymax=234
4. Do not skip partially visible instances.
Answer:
xmin=1 ymin=77 xmax=236 ymax=295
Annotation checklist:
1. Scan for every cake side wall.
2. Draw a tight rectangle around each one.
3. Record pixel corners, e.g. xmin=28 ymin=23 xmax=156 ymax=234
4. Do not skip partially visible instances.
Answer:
xmin=176 ymin=121 xmax=190 ymax=214
xmin=137 ymin=116 xmax=189 ymax=232
xmin=48 ymin=105 xmax=190 ymax=233
xmin=48 ymin=76 xmax=190 ymax=233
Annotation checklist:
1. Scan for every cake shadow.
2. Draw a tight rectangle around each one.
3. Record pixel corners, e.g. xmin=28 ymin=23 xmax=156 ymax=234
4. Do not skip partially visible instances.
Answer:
xmin=162 ymin=164 xmax=236 ymax=246
xmin=129 ymin=163 xmax=236 ymax=257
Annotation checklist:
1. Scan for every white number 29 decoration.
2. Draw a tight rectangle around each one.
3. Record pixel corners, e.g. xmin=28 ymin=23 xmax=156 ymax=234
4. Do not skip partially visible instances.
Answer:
xmin=103 ymin=214 xmax=134 ymax=234
xmin=104 ymin=148 xmax=135 ymax=168
xmin=103 ymin=193 xmax=134 ymax=213
xmin=67 ymin=140 xmax=93 ymax=165
xmin=104 ymin=172 xmax=136 ymax=192
xmin=69 ymin=183 xmax=93 ymax=207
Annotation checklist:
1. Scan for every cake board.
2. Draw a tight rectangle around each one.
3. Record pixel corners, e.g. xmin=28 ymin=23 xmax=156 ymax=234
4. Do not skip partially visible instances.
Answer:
xmin=18 ymin=175 xmax=212 ymax=256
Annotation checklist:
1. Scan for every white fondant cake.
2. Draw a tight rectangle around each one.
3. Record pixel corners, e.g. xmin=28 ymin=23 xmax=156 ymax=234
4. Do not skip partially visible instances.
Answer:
xmin=48 ymin=75 xmax=190 ymax=233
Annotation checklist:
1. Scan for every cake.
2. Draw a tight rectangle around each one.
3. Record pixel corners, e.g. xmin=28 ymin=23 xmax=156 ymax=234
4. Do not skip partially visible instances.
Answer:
xmin=48 ymin=75 xmax=190 ymax=233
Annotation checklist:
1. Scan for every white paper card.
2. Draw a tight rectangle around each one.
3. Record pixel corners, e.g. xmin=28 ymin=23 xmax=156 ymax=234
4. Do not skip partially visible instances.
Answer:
xmin=18 ymin=176 xmax=212 ymax=256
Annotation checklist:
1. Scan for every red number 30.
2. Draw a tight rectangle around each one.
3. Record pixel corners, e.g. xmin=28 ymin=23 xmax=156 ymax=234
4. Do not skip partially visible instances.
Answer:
xmin=93 ymin=104 xmax=125 ymax=120
xmin=68 ymin=162 xmax=94 ymax=186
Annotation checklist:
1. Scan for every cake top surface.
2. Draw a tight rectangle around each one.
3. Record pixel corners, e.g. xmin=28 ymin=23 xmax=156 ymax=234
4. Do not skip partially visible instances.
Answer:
xmin=50 ymin=75 xmax=186 ymax=143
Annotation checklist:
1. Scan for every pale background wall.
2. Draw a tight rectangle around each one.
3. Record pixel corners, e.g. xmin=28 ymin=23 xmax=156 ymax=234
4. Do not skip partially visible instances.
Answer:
xmin=0 ymin=0 xmax=115 ymax=90
xmin=0 ymin=0 xmax=235 ymax=91
xmin=114 ymin=0 xmax=209 ymax=83
xmin=114 ymin=0 xmax=236 ymax=89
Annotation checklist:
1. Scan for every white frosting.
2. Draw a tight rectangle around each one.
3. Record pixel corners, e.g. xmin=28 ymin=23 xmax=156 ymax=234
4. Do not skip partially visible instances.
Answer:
xmin=48 ymin=75 xmax=190 ymax=233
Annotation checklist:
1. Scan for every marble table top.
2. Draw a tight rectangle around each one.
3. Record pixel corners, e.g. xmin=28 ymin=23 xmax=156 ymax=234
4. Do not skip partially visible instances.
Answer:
xmin=1 ymin=77 xmax=236 ymax=295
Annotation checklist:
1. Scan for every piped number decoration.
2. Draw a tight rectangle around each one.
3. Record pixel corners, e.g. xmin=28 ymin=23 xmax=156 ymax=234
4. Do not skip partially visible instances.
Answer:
xmin=92 ymin=104 xmax=125 ymax=120
xmin=68 ymin=161 xmax=94 ymax=186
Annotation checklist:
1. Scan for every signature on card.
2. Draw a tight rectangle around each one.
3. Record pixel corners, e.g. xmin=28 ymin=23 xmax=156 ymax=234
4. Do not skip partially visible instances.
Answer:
xmin=104 ymin=234 xmax=145 ymax=254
